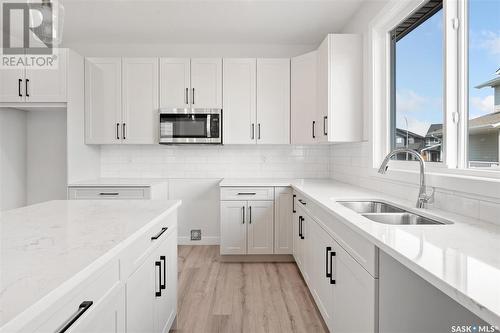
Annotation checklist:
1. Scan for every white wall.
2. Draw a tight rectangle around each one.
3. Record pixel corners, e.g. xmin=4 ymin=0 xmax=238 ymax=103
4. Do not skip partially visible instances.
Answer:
xmin=26 ymin=110 xmax=68 ymax=205
xmin=331 ymin=0 xmax=500 ymax=226
xmin=0 ymin=108 xmax=27 ymax=211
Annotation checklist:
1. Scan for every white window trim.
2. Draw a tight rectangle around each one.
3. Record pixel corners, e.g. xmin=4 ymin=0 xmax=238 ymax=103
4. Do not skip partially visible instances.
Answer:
xmin=369 ymin=0 xmax=500 ymax=188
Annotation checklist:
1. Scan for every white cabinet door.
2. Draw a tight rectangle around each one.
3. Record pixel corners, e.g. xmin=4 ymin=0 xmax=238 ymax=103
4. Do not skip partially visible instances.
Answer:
xmin=291 ymin=51 xmax=317 ymax=144
xmin=122 ymin=57 xmax=159 ymax=144
xmin=159 ymin=58 xmax=190 ymax=109
xmin=274 ymin=187 xmax=293 ymax=254
xmin=222 ymin=58 xmax=257 ymax=144
xmin=300 ymin=211 xmax=312 ymax=285
xmin=0 ymin=68 xmax=24 ymax=102
xmin=85 ymin=57 xmax=122 ymax=144
xmin=220 ymin=201 xmax=247 ymax=255
xmin=25 ymin=49 xmax=67 ymax=102
xmin=155 ymin=229 xmax=178 ymax=333
xmin=247 ymin=200 xmax=274 ymax=254
xmin=316 ymin=37 xmax=329 ymax=143
xmin=256 ymin=58 xmax=290 ymax=144
xmin=309 ymin=219 xmax=334 ymax=330
xmin=126 ymin=253 xmax=156 ymax=333
xmin=331 ymin=239 xmax=376 ymax=333
xmin=190 ymin=58 xmax=222 ymax=108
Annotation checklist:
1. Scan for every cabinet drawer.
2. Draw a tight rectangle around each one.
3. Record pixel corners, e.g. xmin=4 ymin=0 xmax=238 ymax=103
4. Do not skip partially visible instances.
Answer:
xmin=220 ymin=187 xmax=274 ymax=201
xmin=294 ymin=191 xmax=378 ymax=277
xmin=121 ymin=211 xmax=177 ymax=279
xmin=33 ymin=260 xmax=121 ymax=332
xmin=68 ymin=187 xmax=150 ymax=200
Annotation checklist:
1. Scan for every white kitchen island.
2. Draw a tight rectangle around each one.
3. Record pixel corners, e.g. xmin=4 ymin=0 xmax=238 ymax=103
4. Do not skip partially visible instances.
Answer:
xmin=0 ymin=199 xmax=180 ymax=333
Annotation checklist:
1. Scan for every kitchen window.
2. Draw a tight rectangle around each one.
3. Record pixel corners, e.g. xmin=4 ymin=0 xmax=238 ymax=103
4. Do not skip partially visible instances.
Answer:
xmin=390 ymin=0 xmax=444 ymax=163
xmin=386 ymin=0 xmax=500 ymax=175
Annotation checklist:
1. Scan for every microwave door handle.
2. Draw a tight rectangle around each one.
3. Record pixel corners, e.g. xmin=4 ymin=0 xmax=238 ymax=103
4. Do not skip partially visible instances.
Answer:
xmin=206 ymin=115 xmax=211 ymax=138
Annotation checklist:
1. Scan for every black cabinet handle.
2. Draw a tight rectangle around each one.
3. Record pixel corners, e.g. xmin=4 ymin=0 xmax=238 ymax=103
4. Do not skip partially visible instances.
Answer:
xmin=323 ymin=116 xmax=328 ymax=136
xmin=185 ymin=87 xmax=189 ymax=105
xmin=251 ymin=123 xmax=255 ymax=140
xmin=237 ymin=192 xmax=256 ymax=195
xmin=160 ymin=256 xmax=166 ymax=290
xmin=56 ymin=301 xmax=93 ymax=333
xmin=242 ymin=206 xmax=245 ymax=224
xmin=298 ymin=199 xmax=306 ymax=205
xmin=192 ymin=88 xmax=195 ymax=104
xmin=155 ymin=261 xmax=162 ymax=297
xmin=99 ymin=192 xmax=119 ymax=196
xmin=122 ymin=123 xmax=126 ymax=140
xmin=18 ymin=79 xmax=22 ymax=97
xmin=116 ymin=123 xmax=120 ymax=140
xmin=300 ymin=216 xmax=305 ymax=239
xmin=25 ymin=79 xmax=29 ymax=97
xmin=292 ymin=194 xmax=296 ymax=213
xmin=151 ymin=227 xmax=168 ymax=240
xmin=248 ymin=206 xmax=252 ymax=224
xmin=312 ymin=121 xmax=316 ymax=138
xmin=326 ymin=246 xmax=332 ymax=279
xmin=299 ymin=216 xmax=303 ymax=239
xmin=329 ymin=250 xmax=336 ymax=284
xmin=258 ymin=123 xmax=261 ymax=140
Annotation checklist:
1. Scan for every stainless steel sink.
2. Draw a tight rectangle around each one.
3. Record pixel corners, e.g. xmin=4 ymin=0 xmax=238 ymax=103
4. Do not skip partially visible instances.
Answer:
xmin=337 ymin=200 xmax=452 ymax=225
xmin=361 ymin=213 xmax=451 ymax=225
xmin=338 ymin=201 xmax=405 ymax=214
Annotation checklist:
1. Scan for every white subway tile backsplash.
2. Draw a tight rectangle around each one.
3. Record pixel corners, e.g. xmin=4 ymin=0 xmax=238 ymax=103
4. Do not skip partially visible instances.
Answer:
xmin=101 ymin=144 xmax=331 ymax=179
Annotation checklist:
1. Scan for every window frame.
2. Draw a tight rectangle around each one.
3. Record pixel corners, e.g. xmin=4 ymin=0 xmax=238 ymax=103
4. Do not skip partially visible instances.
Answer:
xmin=372 ymin=0 xmax=500 ymax=181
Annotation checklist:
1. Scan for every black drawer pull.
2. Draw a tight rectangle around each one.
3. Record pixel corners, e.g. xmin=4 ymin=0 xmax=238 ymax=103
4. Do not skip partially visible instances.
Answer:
xmin=151 ymin=227 xmax=168 ymax=240
xmin=155 ymin=261 xmax=162 ymax=297
xmin=298 ymin=199 xmax=306 ymax=205
xmin=242 ymin=206 xmax=245 ymax=224
xmin=237 ymin=192 xmax=256 ymax=195
xmin=18 ymin=79 xmax=22 ymax=97
xmin=292 ymin=194 xmax=296 ymax=213
xmin=99 ymin=192 xmax=119 ymax=196
xmin=25 ymin=78 xmax=29 ymax=97
xmin=56 ymin=301 xmax=93 ymax=333
xmin=299 ymin=216 xmax=304 ymax=239
xmin=160 ymin=255 xmax=166 ymax=290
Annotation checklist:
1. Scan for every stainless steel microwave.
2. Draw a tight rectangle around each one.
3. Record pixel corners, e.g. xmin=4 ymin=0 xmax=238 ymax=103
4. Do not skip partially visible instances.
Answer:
xmin=159 ymin=109 xmax=222 ymax=144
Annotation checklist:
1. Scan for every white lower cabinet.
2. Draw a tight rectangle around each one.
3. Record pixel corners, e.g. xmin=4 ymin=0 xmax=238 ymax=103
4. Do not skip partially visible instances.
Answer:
xmin=292 ymin=191 xmax=377 ymax=333
xmin=274 ymin=187 xmax=293 ymax=254
xmin=220 ymin=199 xmax=274 ymax=255
xmin=127 ymin=227 xmax=177 ymax=333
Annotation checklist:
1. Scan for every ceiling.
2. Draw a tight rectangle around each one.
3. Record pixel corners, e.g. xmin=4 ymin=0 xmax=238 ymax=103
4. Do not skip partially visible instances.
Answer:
xmin=61 ymin=0 xmax=366 ymax=46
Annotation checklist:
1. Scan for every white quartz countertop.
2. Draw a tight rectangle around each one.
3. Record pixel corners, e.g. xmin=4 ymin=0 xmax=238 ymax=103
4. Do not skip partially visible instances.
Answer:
xmin=221 ymin=178 xmax=500 ymax=327
xmin=0 ymin=200 xmax=181 ymax=327
xmin=68 ymin=178 xmax=168 ymax=187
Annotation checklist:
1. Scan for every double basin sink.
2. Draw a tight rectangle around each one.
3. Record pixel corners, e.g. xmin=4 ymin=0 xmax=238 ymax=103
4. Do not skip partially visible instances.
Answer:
xmin=338 ymin=201 xmax=453 ymax=225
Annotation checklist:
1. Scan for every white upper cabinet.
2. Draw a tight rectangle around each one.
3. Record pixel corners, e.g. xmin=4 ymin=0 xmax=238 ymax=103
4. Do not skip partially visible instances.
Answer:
xmin=256 ymin=58 xmax=290 ymax=144
xmin=191 ymin=58 xmax=222 ymax=109
xmin=223 ymin=58 xmax=257 ymax=144
xmin=317 ymin=34 xmax=363 ymax=142
xmin=85 ymin=57 xmax=122 ymax=144
xmin=85 ymin=57 xmax=159 ymax=144
xmin=0 ymin=49 xmax=67 ymax=103
xmin=0 ymin=68 xmax=24 ymax=102
xmin=291 ymin=51 xmax=318 ymax=144
xmin=159 ymin=58 xmax=190 ymax=109
xmin=122 ymin=57 xmax=159 ymax=144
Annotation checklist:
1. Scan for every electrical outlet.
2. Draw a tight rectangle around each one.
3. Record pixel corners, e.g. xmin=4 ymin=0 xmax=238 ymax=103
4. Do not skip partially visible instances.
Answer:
xmin=191 ymin=229 xmax=201 ymax=241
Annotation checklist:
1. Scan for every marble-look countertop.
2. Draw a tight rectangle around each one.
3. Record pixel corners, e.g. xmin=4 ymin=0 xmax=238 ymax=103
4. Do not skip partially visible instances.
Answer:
xmin=68 ymin=178 xmax=169 ymax=187
xmin=0 ymin=200 xmax=181 ymax=327
xmin=221 ymin=178 xmax=500 ymax=327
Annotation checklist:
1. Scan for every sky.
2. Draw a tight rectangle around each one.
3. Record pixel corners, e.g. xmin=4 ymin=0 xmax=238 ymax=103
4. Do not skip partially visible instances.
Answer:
xmin=395 ymin=0 xmax=500 ymax=137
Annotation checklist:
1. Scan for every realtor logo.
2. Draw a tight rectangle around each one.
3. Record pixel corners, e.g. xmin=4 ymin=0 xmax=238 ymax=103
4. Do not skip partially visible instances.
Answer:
xmin=2 ymin=2 xmax=53 ymax=55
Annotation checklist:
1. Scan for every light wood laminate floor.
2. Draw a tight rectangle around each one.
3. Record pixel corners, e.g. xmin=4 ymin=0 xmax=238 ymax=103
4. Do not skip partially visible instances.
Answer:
xmin=171 ymin=245 xmax=328 ymax=333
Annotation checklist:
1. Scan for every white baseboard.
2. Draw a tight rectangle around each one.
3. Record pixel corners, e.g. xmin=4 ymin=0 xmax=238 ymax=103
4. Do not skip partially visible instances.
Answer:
xmin=178 ymin=236 xmax=220 ymax=245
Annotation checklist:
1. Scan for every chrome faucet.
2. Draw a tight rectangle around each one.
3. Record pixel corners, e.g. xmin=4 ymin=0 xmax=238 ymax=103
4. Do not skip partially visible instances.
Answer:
xmin=378 ymin=148 xmax=432 ymax=209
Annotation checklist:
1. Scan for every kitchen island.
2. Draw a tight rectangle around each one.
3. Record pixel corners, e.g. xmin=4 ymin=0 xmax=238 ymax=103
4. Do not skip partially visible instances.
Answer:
xmin=0 ymin=199 xmax=180 ymax=333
